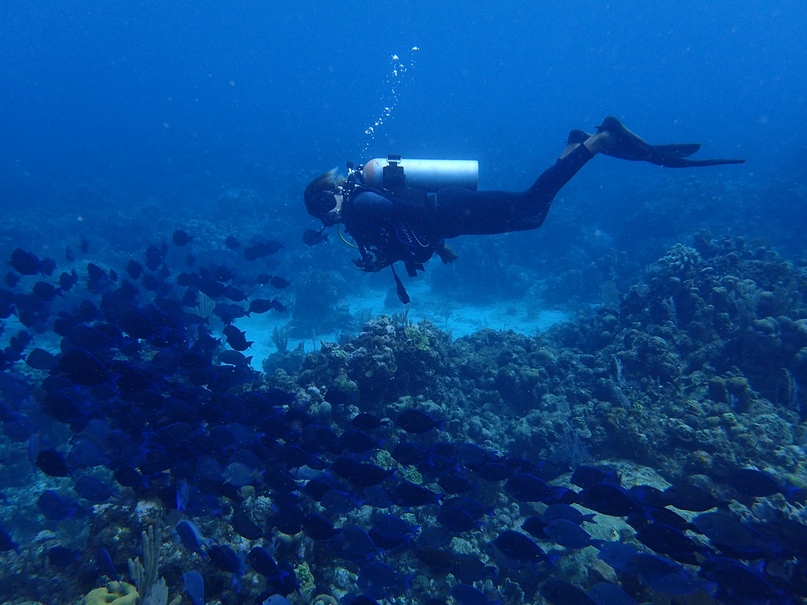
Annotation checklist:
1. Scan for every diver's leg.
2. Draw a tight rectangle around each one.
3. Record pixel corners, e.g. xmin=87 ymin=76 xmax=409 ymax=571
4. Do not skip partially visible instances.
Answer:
xmin=432 ymin=134 xmax=599 ymax=238
xmin=526 ymin=137 xmax=595 ymax=200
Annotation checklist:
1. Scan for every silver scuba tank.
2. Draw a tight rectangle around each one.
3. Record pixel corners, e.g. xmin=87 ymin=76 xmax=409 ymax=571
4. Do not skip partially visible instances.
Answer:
xmin=361 ymin=155 xmax=478 ymax=192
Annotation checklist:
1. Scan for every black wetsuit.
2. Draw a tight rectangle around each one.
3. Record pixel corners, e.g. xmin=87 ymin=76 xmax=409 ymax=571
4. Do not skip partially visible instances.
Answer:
xmin=343 ymin=144 xmax=594 ymax=274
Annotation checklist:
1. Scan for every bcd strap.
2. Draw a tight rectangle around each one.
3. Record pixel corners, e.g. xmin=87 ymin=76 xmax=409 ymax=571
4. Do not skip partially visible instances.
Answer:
xmin=390 ymin=265 xmax=411 ymax=305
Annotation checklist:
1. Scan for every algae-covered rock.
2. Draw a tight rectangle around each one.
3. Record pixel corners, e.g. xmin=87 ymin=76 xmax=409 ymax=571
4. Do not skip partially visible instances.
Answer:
xmin=82 ymin=581 xmax=139 ymax=605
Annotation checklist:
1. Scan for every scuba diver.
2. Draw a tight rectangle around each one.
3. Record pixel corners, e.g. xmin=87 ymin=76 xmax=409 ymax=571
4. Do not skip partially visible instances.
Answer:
xmin=304 ymin=116 xmax=744 ymax=303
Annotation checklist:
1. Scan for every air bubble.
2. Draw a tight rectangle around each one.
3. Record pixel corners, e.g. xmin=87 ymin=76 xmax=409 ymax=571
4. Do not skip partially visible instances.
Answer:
xmin=361 ymin=47 xmax=420 ymax=156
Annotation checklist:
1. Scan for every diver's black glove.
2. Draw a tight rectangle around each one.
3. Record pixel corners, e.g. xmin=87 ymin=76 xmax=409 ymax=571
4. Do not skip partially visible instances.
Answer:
xmin=596 ymin=116 xmax=745 ymax=168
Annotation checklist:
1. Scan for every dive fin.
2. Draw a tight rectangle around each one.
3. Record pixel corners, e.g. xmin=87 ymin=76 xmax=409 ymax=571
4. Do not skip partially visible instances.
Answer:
xmin=597 ymin=116 xmax=745 ymax=168
xmin=652 ymin=143 xmax=701 ymax=158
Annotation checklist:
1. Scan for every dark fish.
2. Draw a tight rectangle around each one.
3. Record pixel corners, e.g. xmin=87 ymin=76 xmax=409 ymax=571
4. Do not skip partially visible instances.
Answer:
xmin=218 ymin=350 xmax=253 ymax=367
xmin=578 ymin=483 xmax=638 ymax=516
xmin=539 ymin=580 xmax=596 ymax=605
xmin=249 ymin=298 xmax=284 ymax=314
xmin=175 ymin=520 xmax=211 ymax=554
xmin=229 ymin=508 xmax=262 ymax=540
xmin=269 ymin=502 xmax=304 ymax=536
xmin=302 ymin=228 xmax=329 ymax=246
xmin=145 ymin=245 xmax=164 ymax=272
xmin=436 ymin=506 xmax=477 ymax=533
xmin=392 ymin=442 xmax=427 ymax=465
xmin=542 ymin=503 xmax=596 ymax=526
xmin=323 ymin=386 xmax=358 ymax=406
xmin=699 ymin=556 xmax=787 ymax=604
xmin=97 ymin=547 xmax=120 ymax=581
xmin=586 ymin=582 xmax=637 ymax=605
xmin=490 ymin=530 xmax=549 ymax=565
xmin=113 ymin=466 xmax=143 ymax=488
xmin=59 ymin=349 xmax=108 ymax=387
xmin=451 ymin=554 xmax=496 ymax=584
xmin=172 ymin=229 xmax=194 ymax=246
xmin=248 ymin=546 xmax=280 ymax=577
xmin=176 ymin=272 xmax=198 ymax=288
xmin=475 ymin=461 xmax=512 ymax=482
xmin=198 ymin=278 xmax=226 ymax=298
xmin=67 ymin=436 xmax=105 ymax=468
xmin=41 ymin=391 xmax=84 ymax=424
xmin=320 ymin=489 xmax=360 ymax=514
xmin=223 ymin=286 xmax=248 ymax=302
xmin=726 ymin=468 xmax=782 ymax=497
xmin=690 ymin=511 xmax=765 ymax=558
xmin=244 ymin=240 xmax=284 ymax=261
xmin=302 ymin=513 xmax=339 ymax=541
xmin=571 ymin=465 xmax=620 ymax=488
xmin=454 ymin=443 xmax=494 ymax=468
xmin=396 ymin=409 xmax=442 ymax=433
xmin=222 ymin=325 xmax=253 ymax=352
xmin=351 ymin=412 xmax=385 ymax=431
xmin=338 ymin=429 xmax=378 ymax=454
xmin=389 ymin=481 xmax=440 ymax=508
xmin=74 ymin=476 xmax=116 ymax=503
xmin=543 ymin=519 xmax=599 ymax=549
xmin=345 ymin=597 xmax=380 ymax=605
xmin=450 ymin=584 xmax=494 ymax=605
xmin=59 ymin=270 xmax=78 ymax=291
xmin=504 ymin=473 xmax=551 ymax=502
xmin=9 ymin=248 xmax=41 ymax=275
xmin=328 ymin=525 xmax=377 ymax=563
xmin=356 ymin=560 xmax=410 ymax=600
xmin=208 ymin=544 xmax=243 ymax=574
xmin=269 ymin=275 xmax=291 ymax=289
xmin=39 ymin=257 xmax=56 ymax=276
xmin=48 ymin=545 xmax=81 ymax=567
xmin=143 ymin=273 xmax=167 ymax=292
xmin=32 ymin=281 xmax=60 ymax=301
xmin=5 ymin=271 xmax=19 ymax=287
xmin=438 ymin=471 xmax=473 ymax=495
xmin=0 ymin=526 xmax=18 ymax=552
xmin=627 ymin=484 xmax=669 ymax=508
xmin=442 ymin=497 xmax=490 ymax=521
xmin=417 ymin=526 xmax=453 ymax=549
xmin=332 ymin=457 xmax=388 ymax=487
xmin=369 ymin=514 xmax=418 ymax=550
xmin=183 ymin=570 xmax=205 ymax=605
xmin=65 ymin=246 xmax=75 ymax=262
xmin=26 ymin=348 xmax=57 ymax=370
xmin=37 ymin=490 xmax=81 ymax=521
xmin=635 ymin=522 xmax=705 ymax=565
xmin=79 ymin=237 xmax=89 ymax=254
xmin=225 ymin=235 xmax=241 ymax=249
xmin=214 ymin=302 xmax=249 ymax=324
xmin=625 ymin=553 xmax=700 ymax=595
xmin=663 ymin=483 xmax=726 ymax=511
xmin=119 ymin=308 xmax=158 ymax=339
xmin=627 ymin=505 xmax=690 ymax=533
xmin=521 ymin=516 xmax=548 ymax=540
xmin=35 ymin=448 xmax=70 ymax=477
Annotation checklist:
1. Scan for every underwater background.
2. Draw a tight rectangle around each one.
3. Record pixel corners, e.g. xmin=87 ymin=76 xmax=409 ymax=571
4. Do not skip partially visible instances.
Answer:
xmin=1 ymin=1 xmax=807 ymax=604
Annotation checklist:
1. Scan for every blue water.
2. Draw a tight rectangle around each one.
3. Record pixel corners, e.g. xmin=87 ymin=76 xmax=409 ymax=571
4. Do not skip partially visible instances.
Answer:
xmin=1 ymin=2 xmax=807 ymax=604
xmin=2 ymin=1 xmax=805 ymax=306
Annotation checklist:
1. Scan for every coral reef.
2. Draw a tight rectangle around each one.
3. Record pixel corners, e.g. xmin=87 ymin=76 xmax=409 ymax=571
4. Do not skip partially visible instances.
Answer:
xmin=270 ymin=234 xmax=807 ymax=483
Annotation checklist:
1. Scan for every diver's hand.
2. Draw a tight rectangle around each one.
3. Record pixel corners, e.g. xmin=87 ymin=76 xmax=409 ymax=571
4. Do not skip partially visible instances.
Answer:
xmin=352 ymin=257 xmax=382 ymax=272
xmin=436 ymin=244 xmax=458 ymax=264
